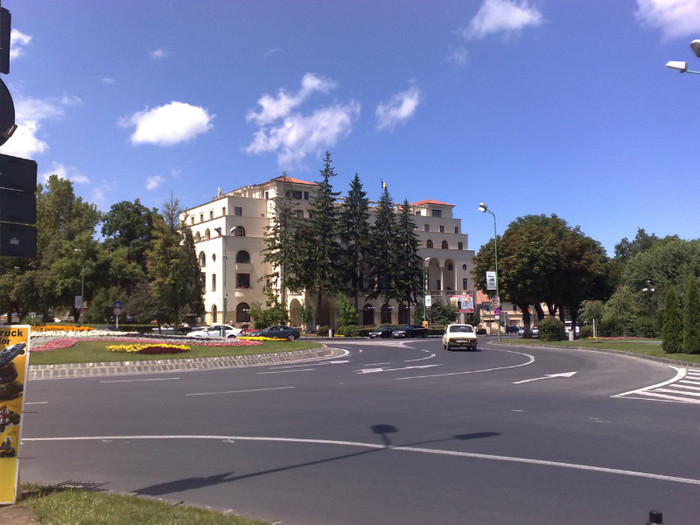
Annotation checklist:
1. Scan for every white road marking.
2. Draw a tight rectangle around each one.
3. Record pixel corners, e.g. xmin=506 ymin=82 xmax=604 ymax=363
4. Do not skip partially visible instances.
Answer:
xmin=23 ymin=434 xmax=700 ymax=487
xmin=513 ymin=371 xmax=577 ymax=385
xmin=396 ymin=349 xmax=535 ymax=381
xmin=25 ymin=401 xmax=49 ymax=405
xmin=614 ymin=367 xmax=700 ymax=404
xmin=356 ymin=364 xmax=440 ymax=374
xmin=100 ymin=377 xmax=180 ymax=384
xmin=257 ymin=368 xmax=315 ymax=375
xmin=186 ymin=386 xmax=295 ymax=397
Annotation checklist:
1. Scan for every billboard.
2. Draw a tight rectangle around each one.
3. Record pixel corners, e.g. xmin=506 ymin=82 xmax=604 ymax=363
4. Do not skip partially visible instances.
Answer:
xmin=0 ymin=326 xmax=30 ymax=504
xmin=450 ymin=294 xmax=474 ymax=313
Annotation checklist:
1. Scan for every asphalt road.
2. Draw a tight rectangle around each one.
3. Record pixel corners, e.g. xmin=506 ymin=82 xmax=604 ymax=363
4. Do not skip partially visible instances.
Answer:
xmin=19 ymin=337 xmax=700 ymax=524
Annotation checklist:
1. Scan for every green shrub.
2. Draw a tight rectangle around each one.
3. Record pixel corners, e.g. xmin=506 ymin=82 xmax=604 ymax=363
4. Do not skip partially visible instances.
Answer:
xmin=579 ymin=325 xmax=593 ymax=339
xmin=344 ymin=326 xmax=359 ymax=337
xmin=335 ymin=326 xmax=345 ymax=336
xmin=538 ymin=317 xmax=565 ymax=341
xmin=663 ymin=287 xmax=683 ymax=353
xmin=683 ymin=279 xmax=700 ymax=354
xmin=317 ymin=325 xmax=330 ymax=336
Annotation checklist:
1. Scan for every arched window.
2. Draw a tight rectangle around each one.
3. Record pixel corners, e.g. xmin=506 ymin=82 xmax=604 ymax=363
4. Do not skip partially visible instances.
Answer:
xmin=442 ymin=240 xmax=449 ymax=249
xmin=426 ymin=240 xmax=433 ymax=249
xmin=198 ymin=252 xmax=206 ymax=267
xmin=236 ymin=250 xmax=250 ymax=263
xmin=381 ymin=304 xmax=392 ymax=324
xmin=232 ymin=226 xmax=245 ymax=237
xmin=195 ymin=232 xmax=201 ymax=241
xmin=363 ymin=304 xmax=375 ymax=327
xmin=236 ymin=303 xmax=251 ymax=323
xmin=211 ymin=304 xmax=218 ymax=324
xmin=205 ymin=229 xmax=211 ymax=240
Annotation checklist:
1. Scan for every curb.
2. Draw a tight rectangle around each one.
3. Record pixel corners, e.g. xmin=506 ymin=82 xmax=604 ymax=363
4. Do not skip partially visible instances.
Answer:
xmin=28 ymin=346 xmax=346 ymax=381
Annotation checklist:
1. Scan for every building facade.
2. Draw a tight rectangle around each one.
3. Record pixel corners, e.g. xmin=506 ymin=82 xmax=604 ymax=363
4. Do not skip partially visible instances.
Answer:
xmin=183 ymin=176 xmax=476 ymax=329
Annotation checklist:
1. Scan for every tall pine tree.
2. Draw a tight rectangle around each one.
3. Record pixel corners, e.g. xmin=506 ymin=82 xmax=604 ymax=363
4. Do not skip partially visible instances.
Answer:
xmin=394 ymin=199 xmax=423 ymax=319
xmin=338 ymin=174 xmax=372 ymax=313
xmin=662 ymin=286 xmax=682 ymax=353
xmin=302 ymin=152 xmax=341 ymax=326
xmin=683 ymin=278 xmax=700 ymax=354
xmin=368 ymin=185 xmax=398 ymax=309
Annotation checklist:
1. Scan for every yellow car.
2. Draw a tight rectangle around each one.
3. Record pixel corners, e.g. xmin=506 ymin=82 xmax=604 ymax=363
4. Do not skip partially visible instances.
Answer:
xmin=442 ymin=324 xmax=477 ymax=351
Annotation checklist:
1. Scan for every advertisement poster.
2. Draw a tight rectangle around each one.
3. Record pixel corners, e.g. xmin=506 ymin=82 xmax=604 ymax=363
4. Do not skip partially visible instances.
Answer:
xmin=0 ymin=326 xmax=30 ymax=504
xmin=450 ymin=294 xmax=474 ymax=313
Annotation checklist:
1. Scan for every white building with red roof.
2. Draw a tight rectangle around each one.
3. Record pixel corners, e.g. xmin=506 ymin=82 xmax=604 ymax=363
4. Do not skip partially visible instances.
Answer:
xmin=183 ymin=176 xmax=476 ymax=329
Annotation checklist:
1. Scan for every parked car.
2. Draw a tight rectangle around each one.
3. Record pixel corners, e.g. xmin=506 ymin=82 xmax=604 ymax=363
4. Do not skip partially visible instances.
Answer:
xmin=186 ymin=324 xmax=242 ymax=339
xmin=252 ymin=325 xmax=300 ymax=340
xmin=392 ymin=324 xmax=428 ymax=338
xmin=442 ymin=324 xmax=477 ymax=351
xmin=368 ymin=325 xmax=398 ymax=339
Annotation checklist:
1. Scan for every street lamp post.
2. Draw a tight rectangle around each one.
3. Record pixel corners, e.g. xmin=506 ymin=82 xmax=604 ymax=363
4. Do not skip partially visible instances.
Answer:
xmin=422 ymin=258 xmax=430 ymax=325
xmin=73 ymin=248 xmax=85 ymax=323
xmin=478 ymin=203 xmax=501 ymax=342
xmin=216 ymin=226 xmax=242 ymax=325
xmin=666 ymin=39 xmax=700 ymax=74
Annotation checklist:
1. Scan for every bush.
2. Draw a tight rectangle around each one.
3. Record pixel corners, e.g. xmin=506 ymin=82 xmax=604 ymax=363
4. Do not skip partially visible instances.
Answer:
xmin=344 ymin=326 xmax=359 ymax=337
xmin=579 ymin=325 xmax=594 ymax=339
xmin=538 ymin=317 xmax=565 ymax=342
xmin=317 ymin=325 xmax=330 ymax=336
xmin=335 ymin=326 xmax=345 ymax=336
xmin=662 ymin=287 xmax=683 ymax=353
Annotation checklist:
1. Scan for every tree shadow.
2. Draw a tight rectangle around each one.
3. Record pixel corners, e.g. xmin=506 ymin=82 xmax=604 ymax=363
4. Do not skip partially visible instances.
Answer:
xmin=133 ymin=425 xmax=500 ymax=497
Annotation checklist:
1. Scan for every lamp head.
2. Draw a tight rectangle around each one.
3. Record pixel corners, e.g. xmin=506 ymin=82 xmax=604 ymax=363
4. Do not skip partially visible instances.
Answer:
xmin=666 ymin=60 xmax=688 ymax=72
xmin=478 ymin=203 xmax=488 ymax=213
xmin=691 ymin=39 xmax=700 ymax=58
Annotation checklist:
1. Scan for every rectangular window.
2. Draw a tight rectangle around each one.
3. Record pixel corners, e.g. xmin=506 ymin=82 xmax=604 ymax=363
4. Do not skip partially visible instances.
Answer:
xmin=432 ymin=209 xmax=442 ymax=218
xmin=455 ymin=227 xmax=459 ymax=234
xmin=199 ymin=213 xmax=204 ymax=222
xmin=237 ymin=273 xmax=250 ymax=288
xmin=265 ymin=191 xmax=269 ymax=200
xmin=424 ymin=224 xmax=430 ymax=232
xmin=303 ymin=191 xmax=309 ymax=200
xmin=439 ymin=225 xmax=445 ymax=233
xmin=209 ymin=211 xmax=214 ymax=219
xmin=458 ymin=242 xmax=464 ymax=250
xmin=234 ymin=206 xmax=243 ymax=216
xmin=222 ymin=207 xmax=226 ymax=216
xmin=212 ymin=273 xmax=217 ymax=292
xmin=286 ymin=190 xmax=303 ymax=200
xmin=294 ymin=209 xmax=304 ymax=218
xmin=463 ymin=278 xmax=468 ymax=290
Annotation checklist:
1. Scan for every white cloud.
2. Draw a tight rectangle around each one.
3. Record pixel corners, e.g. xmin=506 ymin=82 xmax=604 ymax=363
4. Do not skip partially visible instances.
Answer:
xmin=447 ymin=46 xmax=470 ymax=67
xmin=0 ymin=96 xmax=69 ymax=158
xmin=10 ymin=29 xmax=31 ymax=60
xmin=245 ymin=74 xmax=359 ymax=168
xmin=150 ymin=48 xmax=169 ymax=59
xmin=376 ymin=86 xmax=421 ymax=131
xmin=120 ymin=101 xmax=214 ymax=146
xmin=246 ymin=73 xmax=336 ymax=126
xmin=463 ymin=0 xmax=544 ymax=40
xmin=636 ymin=0 xmax=700 ymax=39
xmin=246 ymin=102 xmax=360 ymax=169
xmin=102 ymin=77 xmax=115 ymax=85
xmin=146 ymin=175 xmax=165 ymax=191
xmin=39 ymin=161 xmax=89 ymax=185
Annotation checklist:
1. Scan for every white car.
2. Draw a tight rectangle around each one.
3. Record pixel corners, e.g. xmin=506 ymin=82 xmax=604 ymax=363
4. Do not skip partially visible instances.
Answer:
xmin=442 ymin=324 xmax=477 ymax=351
xmin=186 ymin=324 xmax=242 ymax=339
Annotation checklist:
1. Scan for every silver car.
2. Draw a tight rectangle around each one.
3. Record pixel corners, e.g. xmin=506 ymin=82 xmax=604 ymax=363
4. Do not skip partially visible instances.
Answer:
xmin=186 ymin=324 xmax=242 ymax=339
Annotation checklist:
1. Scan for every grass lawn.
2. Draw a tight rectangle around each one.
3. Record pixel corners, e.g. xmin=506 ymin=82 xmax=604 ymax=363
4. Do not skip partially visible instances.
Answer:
xmin=17 ymin=484 xmax=268 ymax=525
xmin=29 ymin=339 xmax=322 ymax=366
xmin=503 ymin=337 xmax=700 ymax=365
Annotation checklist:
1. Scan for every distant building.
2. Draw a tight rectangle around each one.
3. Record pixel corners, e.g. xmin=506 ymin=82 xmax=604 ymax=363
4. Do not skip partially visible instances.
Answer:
xmin=182 ymin=176 xmax=476 ymax=328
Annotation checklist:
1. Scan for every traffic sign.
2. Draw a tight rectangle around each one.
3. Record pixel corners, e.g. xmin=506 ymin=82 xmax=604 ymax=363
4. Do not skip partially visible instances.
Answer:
xmin=494 ymin=307 xmax=501 ymax=316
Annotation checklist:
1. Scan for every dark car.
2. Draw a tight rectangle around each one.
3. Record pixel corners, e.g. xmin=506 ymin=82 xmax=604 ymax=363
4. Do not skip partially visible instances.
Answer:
xmin=392 ymin=324 xmax=428 ymax=338
xmin=252 ymin=325 xmax=300 ymax=340
xmin=368 ymin=325 xmax=398 ymax=339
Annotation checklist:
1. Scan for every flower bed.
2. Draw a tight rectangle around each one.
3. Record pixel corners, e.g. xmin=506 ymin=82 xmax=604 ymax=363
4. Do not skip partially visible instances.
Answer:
xmin=31 ymin=337 xmax=263 ymax=352
xmin=107 ymin=343 xmax=190 ymax=354
xmin=32 ymin=325 xmax=96 ymax=333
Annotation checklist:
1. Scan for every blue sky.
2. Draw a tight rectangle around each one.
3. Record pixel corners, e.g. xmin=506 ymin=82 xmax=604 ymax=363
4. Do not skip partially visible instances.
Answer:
xmin=2 ymin=0 xmax=699 ymax=256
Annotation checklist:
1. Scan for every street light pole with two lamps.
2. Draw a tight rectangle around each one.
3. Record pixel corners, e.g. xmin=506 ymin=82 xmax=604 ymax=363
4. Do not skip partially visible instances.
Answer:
xmin=666 ymin=39 xmax=700 ymax=74
xmin=478 ymin=203 xmax=501 ymax=342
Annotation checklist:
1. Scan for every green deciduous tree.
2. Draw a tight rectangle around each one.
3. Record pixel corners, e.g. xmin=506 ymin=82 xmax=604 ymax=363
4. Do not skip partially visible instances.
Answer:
xmin=145 ymin=196 xmax=204 ymax=325
xmin=603 ymin=285 xmax=637 ymax=339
